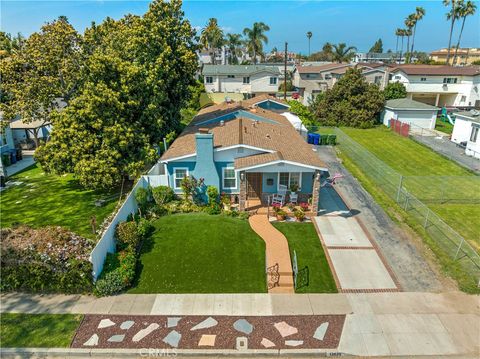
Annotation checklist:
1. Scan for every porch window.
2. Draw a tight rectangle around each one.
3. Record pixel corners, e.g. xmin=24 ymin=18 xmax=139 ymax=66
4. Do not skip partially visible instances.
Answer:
xmin=174 ymin=168 xmax=188 ymax=189
xmin=470 ymin=126 xmax=479 ymax=143
xmin=205 ymin=76 xmax=213 ymax=84
xmin=278 ymin=172 xmax=301 ymax=190
xmin=223 ymin=167 xmax=236 ymax=188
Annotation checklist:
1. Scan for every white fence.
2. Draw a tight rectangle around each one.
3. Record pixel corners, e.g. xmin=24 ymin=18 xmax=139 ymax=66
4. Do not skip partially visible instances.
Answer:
xmin=89 ymin=177 xmax=147 ymax=279
xmin=144 ymin=174 xmax=169 ymax=187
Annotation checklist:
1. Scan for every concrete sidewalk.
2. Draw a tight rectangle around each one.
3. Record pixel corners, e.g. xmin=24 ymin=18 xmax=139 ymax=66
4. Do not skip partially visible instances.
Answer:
xmin=1 ymin=291 xmax=479 ymax=356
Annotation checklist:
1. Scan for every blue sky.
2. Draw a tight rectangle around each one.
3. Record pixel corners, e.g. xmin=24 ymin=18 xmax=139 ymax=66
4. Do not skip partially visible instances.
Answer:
xmin=2 ymin=0 xmax=479 ymax=53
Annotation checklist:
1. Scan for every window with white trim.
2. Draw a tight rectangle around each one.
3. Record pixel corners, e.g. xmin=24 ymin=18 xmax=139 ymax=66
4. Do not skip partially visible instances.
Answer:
xmin=420 ymin=77 xmax=427 ymax=82
xmin=174 ymin=168 xmax=188 ymax=189
xmin=289 ymin=172 xmax=300 ymax=187
xmin=279 ymin=172 xmax=289 ymax=188
xmin=270 ymin=77 xmax=277 ymax=85
xmin=227 ymin=75 xmax=235 ymax=78
xmin=443 ymin=77 xmax=457 ymax=84
xmin=278 ymin=172 xmax=301 ymax=189
xmin=470 ymin=126 xmax=479 ymax=143
xmin=223 ymin=167 xmax=236 ymax=188
xmin=243 ymin=77 xmax=250 ymax=84
xmin=205 ymin=76 xmax=213 ymax=84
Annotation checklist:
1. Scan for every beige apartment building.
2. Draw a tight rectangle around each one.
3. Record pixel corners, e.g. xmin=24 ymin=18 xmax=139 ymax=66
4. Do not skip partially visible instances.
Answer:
xmin=430 ymin=48 xmax=480 ymax=66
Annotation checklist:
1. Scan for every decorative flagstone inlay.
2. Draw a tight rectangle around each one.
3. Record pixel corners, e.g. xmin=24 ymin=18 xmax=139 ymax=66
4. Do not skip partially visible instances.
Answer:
xmin=163 ymin=330 xmax=181 ymax=348
xmin=190 ymin=317 xmax=218 ymax=331
xmin=120 ymin=321 xmax=135 ymax=330
xmin=261 ymin=338 xmax=275 ymax=348
xmin=233 ymin=319 xmax=253 ymax=334
xmin=274 ymin=321 xmax=298 ymax=337
xmin=285 ymin=340 xmax=303 ymax=347
xmin=132 ymin=323 xmax=160 ymax=342
xmin=83 ymin=334 xmax=99 ymax=346
xmin=198 ymin=334 xmax=216 ymax=346
xmin=313 ymin=322 xmax=329 ymax=341
xmin=167 ymin=317 xmax=182 ymax=328
xmin=107 ymin=334 xmax=125 ymax=343
xmin=98 ymin=319 xmax=115 ymax=329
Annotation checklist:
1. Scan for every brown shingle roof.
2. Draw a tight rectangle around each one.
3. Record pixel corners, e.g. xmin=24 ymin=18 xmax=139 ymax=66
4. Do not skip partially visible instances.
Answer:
xmin=161 ymin=102 xmax=326 ymax=170
xmin=391 ymin=65 xmax=480 ymax=76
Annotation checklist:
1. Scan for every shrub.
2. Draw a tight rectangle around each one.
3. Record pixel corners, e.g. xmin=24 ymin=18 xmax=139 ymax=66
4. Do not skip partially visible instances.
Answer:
xmin=135 ymin=186 xmax=151 ymax=210
xmin=152 ymin=186 xmax=175 ymax=206
xmin=137 ymin=218 xmax=154 ymax=239
xmin=237 ymin=211 xmax=250 ymax=220
xmin=0 ymin=226 xmax=93 ymax=293
xmin=300 ymin=202 xmax=309 ymax=211
xmin=289 ymin=183 xmax=299 ymax=193
xmin=116 ymin=221 xmax=140 ymax=251
xmin=272 ymin=203 xmax=281 ymax=214
xmin=206 ymin=185 xmax=219 ymax=206
xmin=94 ymin=250 xmax=137 ymax=296
xmin=180 ymin=176 xmax=204 ymax=203
xmin=204 ymin=204 xmax=221 ymax=215
xmin=223 ymin=209 xmax=239 ymax=217
xmin=294 ymin=209 xmax=305 ymax=221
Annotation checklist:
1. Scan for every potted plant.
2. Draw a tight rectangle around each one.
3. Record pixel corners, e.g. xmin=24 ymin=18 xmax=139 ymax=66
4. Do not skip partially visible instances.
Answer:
xmin=287 ymin=202 xmax=296 ymax=212
xmin=276 ymin=209 xmax=287 ymax=221
xmin=289 ymin=183 xmax=299 ymax=195
xmin=300 ymin=202 xmax=309 ymax=211
xmin=294 ymin=209 xmax=305 ymax=222
xmin=220 ymin=193 xmax=231 ymax=210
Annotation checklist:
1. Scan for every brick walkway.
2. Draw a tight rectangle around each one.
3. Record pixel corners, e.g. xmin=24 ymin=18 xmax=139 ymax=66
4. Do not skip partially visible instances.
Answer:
xmin=248 ymin=212 xmax=294 ymax=293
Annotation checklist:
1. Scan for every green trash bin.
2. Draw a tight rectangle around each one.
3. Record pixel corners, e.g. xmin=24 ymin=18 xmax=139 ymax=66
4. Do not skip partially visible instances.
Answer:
xmin=327 ymin=134 xmax=337 ymax=145
xmin=2 ymin=153 xmax=11 ymax=166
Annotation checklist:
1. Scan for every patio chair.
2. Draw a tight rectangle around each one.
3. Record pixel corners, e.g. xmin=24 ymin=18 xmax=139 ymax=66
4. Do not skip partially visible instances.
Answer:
xmin=289 ymin=192 xmax=298 ymax=204
xmin=270 ymin=185 xmax=288 ymax=207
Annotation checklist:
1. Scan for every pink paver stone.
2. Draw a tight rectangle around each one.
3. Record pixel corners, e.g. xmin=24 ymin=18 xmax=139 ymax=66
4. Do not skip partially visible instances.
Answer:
xmin=274 ymin=321 xmax=298 ymax=337
xmin=198 ymin=334 xmax=216 ymax=346
xmin=261 ymin=338 xmax=275 ymax=348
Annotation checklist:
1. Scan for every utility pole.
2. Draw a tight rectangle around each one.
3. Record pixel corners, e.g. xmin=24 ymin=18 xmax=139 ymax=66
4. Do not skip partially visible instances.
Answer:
xmin=284 ymin=42 xmax=288 ymax=101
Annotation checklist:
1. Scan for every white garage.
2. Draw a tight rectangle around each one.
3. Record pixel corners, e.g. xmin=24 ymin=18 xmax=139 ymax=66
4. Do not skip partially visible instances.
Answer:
xmin=382 ymin=98 xmax=439 ymax=130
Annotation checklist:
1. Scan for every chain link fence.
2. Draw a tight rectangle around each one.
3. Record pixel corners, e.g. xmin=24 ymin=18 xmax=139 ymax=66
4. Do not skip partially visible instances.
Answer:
xmin=334 ymin=128 xmax=480 ymax=287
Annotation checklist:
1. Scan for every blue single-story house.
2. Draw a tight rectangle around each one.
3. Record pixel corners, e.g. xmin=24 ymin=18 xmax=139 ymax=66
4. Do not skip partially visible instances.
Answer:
xmin=159 ymin=95 xmax=327 ymax=211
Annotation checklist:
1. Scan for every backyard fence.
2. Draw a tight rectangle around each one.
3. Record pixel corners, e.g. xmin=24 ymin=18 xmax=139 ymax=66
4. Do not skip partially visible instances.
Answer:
xmin=390 ymin=119 xmax=410 ymax=137
xmin=334 ymin=128 xmax=480 ymax=286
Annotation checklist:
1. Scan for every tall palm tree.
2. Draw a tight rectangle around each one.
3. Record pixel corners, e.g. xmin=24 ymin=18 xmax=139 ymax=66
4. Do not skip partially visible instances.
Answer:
xmin=243 ymin=22 xmax=270 ymax=64
xmin=444 ymin=0 xmax=458 ymax=65
xmin=225 ymin=33 xmax=243 ymax=64
xmin=404 ymin=14 xmax=416 ymax=63
xmin=331 ymin=43 xmax=357 ymax=63
xmin=306 ymin=31 xmax=313 ymax=56
xmin=395 ymin=28 xmax=403 ymax=63
xmin=453 ymin=0 xmax=476 ymax=65
xmin=322 ymin=42 xmax=333 ymax=61
xmin=200 ymin=18 xmax=224 ymax=64
xmin=410 ymin=7 xmax=426 ymax=59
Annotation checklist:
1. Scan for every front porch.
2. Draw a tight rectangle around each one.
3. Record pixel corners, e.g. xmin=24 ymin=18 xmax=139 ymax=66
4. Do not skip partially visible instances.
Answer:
xmin=239 ymin=169 xmax=322 ymax=215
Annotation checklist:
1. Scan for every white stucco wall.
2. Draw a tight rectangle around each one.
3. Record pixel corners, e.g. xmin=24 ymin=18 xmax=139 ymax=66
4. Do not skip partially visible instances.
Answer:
xmin=204 ymin=72 xmax=279 ymax=94
xmin=383 ymin=108 xmax=436 ymax=129
xmin=451 ymin=116 xmax=473 ymax=144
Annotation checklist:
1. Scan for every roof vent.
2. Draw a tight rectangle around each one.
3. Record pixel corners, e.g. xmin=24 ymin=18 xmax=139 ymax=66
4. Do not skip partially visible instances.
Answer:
xmin=266 ymin=134 xmax=271 ymax=139
xmin=198 ymin=128 xmax=210 ymax=134
xmin=220 ymin=120 xmax=225 ymax=126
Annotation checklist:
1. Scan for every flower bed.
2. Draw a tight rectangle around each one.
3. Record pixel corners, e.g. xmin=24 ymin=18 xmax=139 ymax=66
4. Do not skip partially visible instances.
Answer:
xmin=0 ymin=226 xmax=94 ymax=293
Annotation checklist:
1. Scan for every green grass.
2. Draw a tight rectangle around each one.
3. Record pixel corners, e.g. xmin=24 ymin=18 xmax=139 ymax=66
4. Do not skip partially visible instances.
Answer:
xmin=273 ymin=222 xmax=337 ymax=293
xmin=435 ymin=117 xmax=454 ymax=134
xmin=339 ymin=127 xmax=479 ymax=251
xmin=314 ymin=126 xmax=337 ymax=135
xmin=129 ymin=213 xmax=266 ymax=293
xmin=0 ymin=164 xmax=118 ymax=239
xmin=0 ymin=313 xmax=83 ymax=347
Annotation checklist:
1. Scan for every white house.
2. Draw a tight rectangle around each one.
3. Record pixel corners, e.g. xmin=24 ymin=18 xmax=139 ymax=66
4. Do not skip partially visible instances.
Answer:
xmin=382 ymin=98 xmax=439 ymax=130
xmin=451 ymin=110 xmax=480 ymax=159
xmin=202 ymin=65 xmax=280 ymax=95
xmin=389 ymin=65 xmax=480 ymax=108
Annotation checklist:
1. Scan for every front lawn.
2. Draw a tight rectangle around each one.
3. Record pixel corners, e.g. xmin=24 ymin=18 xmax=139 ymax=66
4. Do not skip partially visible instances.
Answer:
xmin=0 ymin=313 xmax=82 ymax=347
xmin=0 ymin=164 xmax=119 ymax=239
xmin=273 ymin=222 xmax=337 ymax=293
xmin=435 ymin=117 xmax=454 ymax=134
xmin=129 ymin=213 xmax=266 ymax=293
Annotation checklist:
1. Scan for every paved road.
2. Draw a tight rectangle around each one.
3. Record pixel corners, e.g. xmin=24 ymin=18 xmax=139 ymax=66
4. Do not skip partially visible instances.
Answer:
xmin=412 ymin=134 xmax=480 ymax=173
xmin=1 ymin=291 xmax=478 ymax=357
xmin=317 ymin=146 xmax=444 ymax=292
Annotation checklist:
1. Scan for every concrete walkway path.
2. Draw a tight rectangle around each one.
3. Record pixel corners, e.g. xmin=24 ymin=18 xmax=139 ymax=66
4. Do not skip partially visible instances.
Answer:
xmin=1 ymin=291 xmax=478 ymax=357
xmin=249 ymin=213 xmax=294 ymax=293
xmin=3 ymin=155 xmax=35 ymax=177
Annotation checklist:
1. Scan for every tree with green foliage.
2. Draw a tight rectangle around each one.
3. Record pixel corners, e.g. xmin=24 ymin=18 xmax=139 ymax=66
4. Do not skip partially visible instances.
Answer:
xmin=243 ymin=22 xmax=270 ymax=64
xmin=287 ymin=100 xmax=316 ymax=128
xmin=383 ymin=82 xmax=407 ymax=100
xmin=331 ymin=43 xmax=357 ymax=63
xmin=369 ymin=38 xmax=383 ymax=53
xmin=225 ymin=33 xmax=243 ymax=64
xmin=200 ymin=18 xmax=224 ymax=64
xmin=0 ymin=32 xmax=25 ymax=59
xmin=36 ymin=0 xmax=198 ymax=189
xmin=452 ymin=0 xmax=476 ymax=65
xmin=0 ymin=17 xmax=83 ymax=145
xmin=312 ymin=68 xmax=384 ymax=128
xmin=409 ymin=7 xmax=426 ymax=61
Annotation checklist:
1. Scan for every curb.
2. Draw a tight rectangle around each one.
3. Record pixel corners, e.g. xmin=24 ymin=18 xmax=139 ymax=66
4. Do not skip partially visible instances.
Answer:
xmin=0 ymin=348 xmax=348 ymax=358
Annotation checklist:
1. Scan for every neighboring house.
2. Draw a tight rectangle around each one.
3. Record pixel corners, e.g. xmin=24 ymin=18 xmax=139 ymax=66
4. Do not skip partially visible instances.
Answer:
xmin=450 ymin=110 xmax=480 ymax=159
xmin=389 ymin=65 xmax=480 ymax=108
xmin=158 ymin=95 xmax=326 ymax=212
xmin=293 ymin=63 xmax=389 ymax=105
xmin=353 ymin=52 xmax=403 ymax=64
xmin=203 ymin=65 xmax=281 ymax=95
xmin=430 ymin=48 xmax=480 ymax=66
xmin=382 ymin=98 xmax=439 ymax=130
xmin=0 ymin=122 xmax=15 ymax=155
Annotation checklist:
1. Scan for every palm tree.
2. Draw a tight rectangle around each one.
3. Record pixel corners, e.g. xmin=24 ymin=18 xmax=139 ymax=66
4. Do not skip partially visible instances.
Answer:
xmin=331 ymin=43 xmax=357 ymax=63
xmin=444 ymin=0 xmax=458 ymax=65
xmin=410 ymin=7 xmax=426 ymax=59
xmin=404 ymin=14 xmax=416 ymax=63
xmin=395 ymin=28 xmax=403 ymax=63
xmin=200 ymin=18 xmax=224 ymax=64
xmin=243 ymin=22 xmax=270 ymax=64
xmin=322 ymin=42 xmax=333 ymax=61
xmin=225 ymin=33 xmax=243 ymax=64
xmin=453 ymin=0 xmax=476 ymax=65
xmin=306 ymin=31 xmax=313 ymax=56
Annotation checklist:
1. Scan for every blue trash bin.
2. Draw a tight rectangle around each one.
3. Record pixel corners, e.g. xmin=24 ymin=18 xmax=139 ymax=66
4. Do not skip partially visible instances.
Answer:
xmin=313 ymin=134 xmax=320 ymax=145
xmin=307 ymin=133 xmax=313 ymax=144
xmin=9 ymin=150 xmax=17 ymax=164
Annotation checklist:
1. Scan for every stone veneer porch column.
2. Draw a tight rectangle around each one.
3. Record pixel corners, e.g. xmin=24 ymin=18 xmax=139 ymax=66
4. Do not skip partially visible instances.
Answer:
xmin=311 ymin=170 xmax=321 ymax=215
xmin=239 ymin=171 xmax=247 ymax=211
